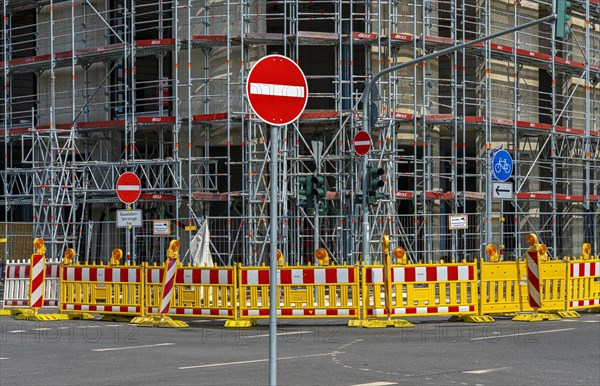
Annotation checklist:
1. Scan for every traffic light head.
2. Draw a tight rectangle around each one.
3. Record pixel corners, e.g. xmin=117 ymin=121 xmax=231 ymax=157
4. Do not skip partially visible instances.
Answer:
xmin=368 ymin=167 xmax=385 ymax=190
xmin=311 ymin=175 xmax=327 ymax=199
xmin=556 ymin=0 xmax=571 ymax=38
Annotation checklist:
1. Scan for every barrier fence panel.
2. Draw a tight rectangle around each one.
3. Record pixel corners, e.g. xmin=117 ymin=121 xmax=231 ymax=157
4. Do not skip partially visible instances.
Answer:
xmin=480 ymin=259 xmax=569 ymax=314
xmin=363 ymin=262 xmax=478 ymax=318
xmin=60 ymin=264 xmax=143 ymax=315
xmin=144 ymin=263 xmax=236 ymax=318
xmin=3 ymin=259 xmax=60 ymax=308
xmin=567 ymin=259 xmax=600 ymax=310
xmin=238 ymin=265 xmax=360 ymax=319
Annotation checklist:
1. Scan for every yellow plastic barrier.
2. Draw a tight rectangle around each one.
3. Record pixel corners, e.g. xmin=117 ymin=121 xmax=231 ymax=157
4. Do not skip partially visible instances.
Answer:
xmin=479 ymin=259 xmax=568 ymax=314
xmin=60 ymin=262 xmax=143 ymax=316
xmin=363 ymin=261 xmax=478 ymax=319
xmin=144 ymin=262 xmax=237 ymax=319
xmin=567 ymin=259 xmax=600 ymax=311
xmin=237 ymin=264 xmax=360 ymax=320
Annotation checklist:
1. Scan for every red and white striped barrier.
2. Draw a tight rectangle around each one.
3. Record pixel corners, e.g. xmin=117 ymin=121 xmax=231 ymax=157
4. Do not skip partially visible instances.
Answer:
xmin=526 ymin=250 xmax=542 ymax=309
xmin=567 ymin=260 xmax=600 ymax=309
xmin=363 ymin=263 xmax=477 ymax=317
xmin=160 ymin=258 xmax=178 ymax=314
xmin=145 ymin=264 xmax=236 ymax=317
xmin=3 ymin=259 xmax=60 ymax=308
xmin=238 ymin=266 xmax=359 ymax=318
xmin=29 ymin=254 xmax=45 ymax=309
xmin=60 ymin=265 xmax=143 ymax=315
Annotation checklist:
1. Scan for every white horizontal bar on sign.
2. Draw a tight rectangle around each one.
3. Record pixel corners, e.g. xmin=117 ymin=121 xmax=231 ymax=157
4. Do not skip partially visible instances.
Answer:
xmin=354 ymin=140 xmax=370 ymax=146
xmin=117 ymin=185 xmax=139 ymax=191
xmin=249 ymin=83 xmax=305 ymax=98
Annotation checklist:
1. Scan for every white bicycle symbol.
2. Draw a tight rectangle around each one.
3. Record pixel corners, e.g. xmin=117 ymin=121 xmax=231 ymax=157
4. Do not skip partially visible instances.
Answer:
xmin=495 ymin=158 xmax=511 ymax=174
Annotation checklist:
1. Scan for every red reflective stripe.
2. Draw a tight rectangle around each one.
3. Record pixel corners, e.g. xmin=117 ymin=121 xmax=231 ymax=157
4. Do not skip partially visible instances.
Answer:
xmin=426 ymin=267 xmax=437 ymax=281
xmin=468 ymin=266 xmax=475 ymax=280
xmin=209 ymin=270 xmax=218 ymax=284
xmin=258 ymin=270 xmax=270 ymax=285
xmin=406 ymin=307 xmax=417 ymax=314
xmin=579 ymin=264 xmax=585 ymax=277
xmin=74 ymin=267 xmax=82 ymax=281
xmin=192 ymin=269 xmax=201 ymax=284
xmin=348 ymin=268 xmax=355 ymax=282
xmin=447 ymin=266 xmax=458 ymax=281
xmin=325 ymin=268 xmax=336 ymax=283
xmin=448 ymin=306 xmax=459 ymax=313
xmin=303 ymin=269 xmax=314 ymax=284
xmin=279 ymin=270 xmax=291 ymax=284
xmin=227 ymin=269 xmax=233 ymax=284
xmin=404 ymin=268 xmax=415 ymax=282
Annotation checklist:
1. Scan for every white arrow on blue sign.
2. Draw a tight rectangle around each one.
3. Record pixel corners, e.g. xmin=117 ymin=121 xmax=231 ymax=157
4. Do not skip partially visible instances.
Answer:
xmin=492 ymin=149 xmax=513 ymax=182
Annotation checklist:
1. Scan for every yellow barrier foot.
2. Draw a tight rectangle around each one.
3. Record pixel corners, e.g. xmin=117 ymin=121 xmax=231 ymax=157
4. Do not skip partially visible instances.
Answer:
xmin=2 ymin=308 xmax=34 ymax=316
xmin=0 ymin=309 xmax=13 ymax=316
xmin=137 ymin=316 xmax=189 ymax=328
xmin=449 ymin=315 xmax=495 ymax=323
xmin=556 ymin=311 xmax=580 ymax=319
xmin=100 ymin=315 xmax=134 ymax=322
xmin=15 ymin=313 xmax=69 ymax=321
xmin=585 ymin=307 xmax=600 ymax=313
xmin=130 ymin=316 xmax=152 ymax=325
xmin=224 ymin=320 xmax=257 ymax=328
xmin=492 ymin=313 xmax=518 ymax=318
xmin=66 ymin=313 xmax=96 ymax=320
xmin=347 ymin=320 xmax=365 ymax=327
xmin=361 ymin=319 xmax=414 ymax=328
xmin=512 ymin=313 xmax=562 ymax=322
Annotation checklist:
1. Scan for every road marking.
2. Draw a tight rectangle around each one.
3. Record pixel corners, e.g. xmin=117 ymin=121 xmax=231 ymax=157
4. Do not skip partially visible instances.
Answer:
xmin=8 ymin=330 xmax=26 ymax=334
xmin=31 ymin=328 xmax=52 ymax=331
xmin=92 ymin=343 xmax=174 ymax=352
xmin=350 ymin=382 xmax=398 ymax=386
xmin=104 ymin=324 xmax=121 ymax=327
xmin=245 ymin=330 xmax=312 ymax=339
xmin=470 ymin=327 xmax=575 ymax=341
xmin=582 ymin=320 xmax=600 ymax=323
xmin=0 ymin=358 xmax=9 ymax=360
xmin=178 ymin=351 xmax=343 ymax=370
xmin=463 ymin=367 xmax=511 ymax=374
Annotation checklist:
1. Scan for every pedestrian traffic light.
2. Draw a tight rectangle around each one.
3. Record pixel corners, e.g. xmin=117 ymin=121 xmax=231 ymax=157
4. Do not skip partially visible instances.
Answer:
xmin=367 ymin=165 xmax=385 ymax=199
xmin=556 ymin=0 xmax=571 ymax=39
xmin=311 ymin=174 xmax=328 ymax=215
xmin=299 ymin=176 xmax=315 ymax=215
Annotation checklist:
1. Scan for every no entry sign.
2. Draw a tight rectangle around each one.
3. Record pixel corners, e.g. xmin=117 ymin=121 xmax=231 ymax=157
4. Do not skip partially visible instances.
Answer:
xmin=353 ymin=131 xmax=372 ymax=156
xmin=116 ymin=172 xmax=141 ymax=204
xmin=246 ymin=55 xmax=308 ymax=126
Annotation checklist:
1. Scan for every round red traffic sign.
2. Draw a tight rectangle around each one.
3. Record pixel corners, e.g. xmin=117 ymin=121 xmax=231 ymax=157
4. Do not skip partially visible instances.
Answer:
xmin=353 ymin=131 xmax=372 ymax=156
xmin=246 ymin=55 xmax=308 ymax=126
xmin=116 ymin=172 xmax=141 ymax=204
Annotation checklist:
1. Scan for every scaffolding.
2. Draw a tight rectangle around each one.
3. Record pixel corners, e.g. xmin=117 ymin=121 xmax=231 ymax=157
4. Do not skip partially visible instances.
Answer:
xmin=1 ymin=0 xmax=599 ymax=265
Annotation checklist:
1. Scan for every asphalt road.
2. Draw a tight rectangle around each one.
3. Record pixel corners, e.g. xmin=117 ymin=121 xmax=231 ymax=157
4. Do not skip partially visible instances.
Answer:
xmin=1 ymin=313 xmax=599 ymax=385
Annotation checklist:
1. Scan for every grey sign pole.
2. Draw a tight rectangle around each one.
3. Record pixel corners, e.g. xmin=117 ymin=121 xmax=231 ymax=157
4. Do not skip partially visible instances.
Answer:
xmin=269 ymin=124 xmax=278 ymax=386
xmin=358 ymin=14 xmax=556 ymax=264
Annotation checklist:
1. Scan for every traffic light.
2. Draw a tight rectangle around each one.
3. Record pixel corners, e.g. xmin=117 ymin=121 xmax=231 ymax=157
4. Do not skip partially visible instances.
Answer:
xmin=299 ymin=176 xmax=315 ymax=215
xmin=311 ymin=175 xmax=328 ymax=215
xmin=367 ymin=165 xmax=385 ymax=200
xmin=556 ymin=0 xmax=571 ymax=39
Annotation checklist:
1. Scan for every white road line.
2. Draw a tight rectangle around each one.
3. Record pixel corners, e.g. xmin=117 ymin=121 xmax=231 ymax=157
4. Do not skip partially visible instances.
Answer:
xmin=8 ymin=330 xmax=26 ymax=334
xmin=351 ymin=382 xmax=398 ymax=386
xmin=92 ymin=343 xmax=174 ymax=352
xmin=244 ymin=330 xmax=312 ymax=339
xmin=0 ymin=358 xmax=9 ymax=360
xmin=31 ymin=328 xmax=52 ymax=331
xmin=103 ymin=324 xmax=121 ymax=327
xmin=470 ymin=327 xmax=575 ymax=341
xmin=178 ymin=351 xmax=343 ymax=370
xmin=463 ymin=367 xmax=511 ymax=374
xmin=582 ymin=320 xmax=600 ymax=323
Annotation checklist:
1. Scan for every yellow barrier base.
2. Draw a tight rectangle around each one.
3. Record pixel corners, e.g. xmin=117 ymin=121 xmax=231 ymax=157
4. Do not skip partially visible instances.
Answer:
xmin=135 ymin=316 xmax=189 ymax=328
xmin=347 ymin=319 xmax=365 ymax=327
xmin=585 ymin=307 xmax=600 ymax=313
xmin=557 ymin=311 xmax=580 ymax=318
xmin=512 ymin=313 xmax=562 ymax=322
xmin=361 ymin=319 xmax=414 ymax=328
xmin=15 ymin=313 xmax=70 ymax=321
xmin=491 ymin=313 xmax=518 ymax=317
xmin=448 ymin=315 xmax=495 ymax=323
xmin=65 ymin=313 xmax=96 ymax=320
xmin=0 ymin=308 xmax=34 ymax=316
xmin=224 ymin=320 xmax=257 ymax=328
xmin=100 ymin=315 xmax=134 ymax=322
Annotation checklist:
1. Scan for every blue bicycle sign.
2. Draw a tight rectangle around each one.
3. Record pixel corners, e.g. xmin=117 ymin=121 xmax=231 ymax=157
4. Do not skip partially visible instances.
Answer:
xmin=492 ymin=149 xmax=513 ymax=182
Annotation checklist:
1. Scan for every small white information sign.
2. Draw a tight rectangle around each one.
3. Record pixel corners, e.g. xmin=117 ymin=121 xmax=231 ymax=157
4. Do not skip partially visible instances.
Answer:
xmin=449 ymin=214 xmax=468 ymax=230
xmin=153 ymin=220 xmax=171 ymax=235
xmin=116 ymin=210 xmax=142 ymax=228
xmin=493 ymin=182 xmax=513 ymax=199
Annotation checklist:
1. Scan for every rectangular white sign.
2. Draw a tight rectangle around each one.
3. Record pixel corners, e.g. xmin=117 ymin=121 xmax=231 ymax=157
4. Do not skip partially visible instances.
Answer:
xmin=116 ymin=210 xmax=142 ymax=228
xmin=153 ymin=220 xmax=171 ymax=236
xmin=449 ymin=214 xmax=468 ymax=230
xmin=493 ymin=182 xmax=513 ymax=199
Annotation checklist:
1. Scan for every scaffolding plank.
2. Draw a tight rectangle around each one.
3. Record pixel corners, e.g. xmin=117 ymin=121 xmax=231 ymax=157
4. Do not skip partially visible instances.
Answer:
xmin=387 ymin=33 xmax=414 ymax=46
xmin=292 ymin=31 xmax=339 ymax=45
